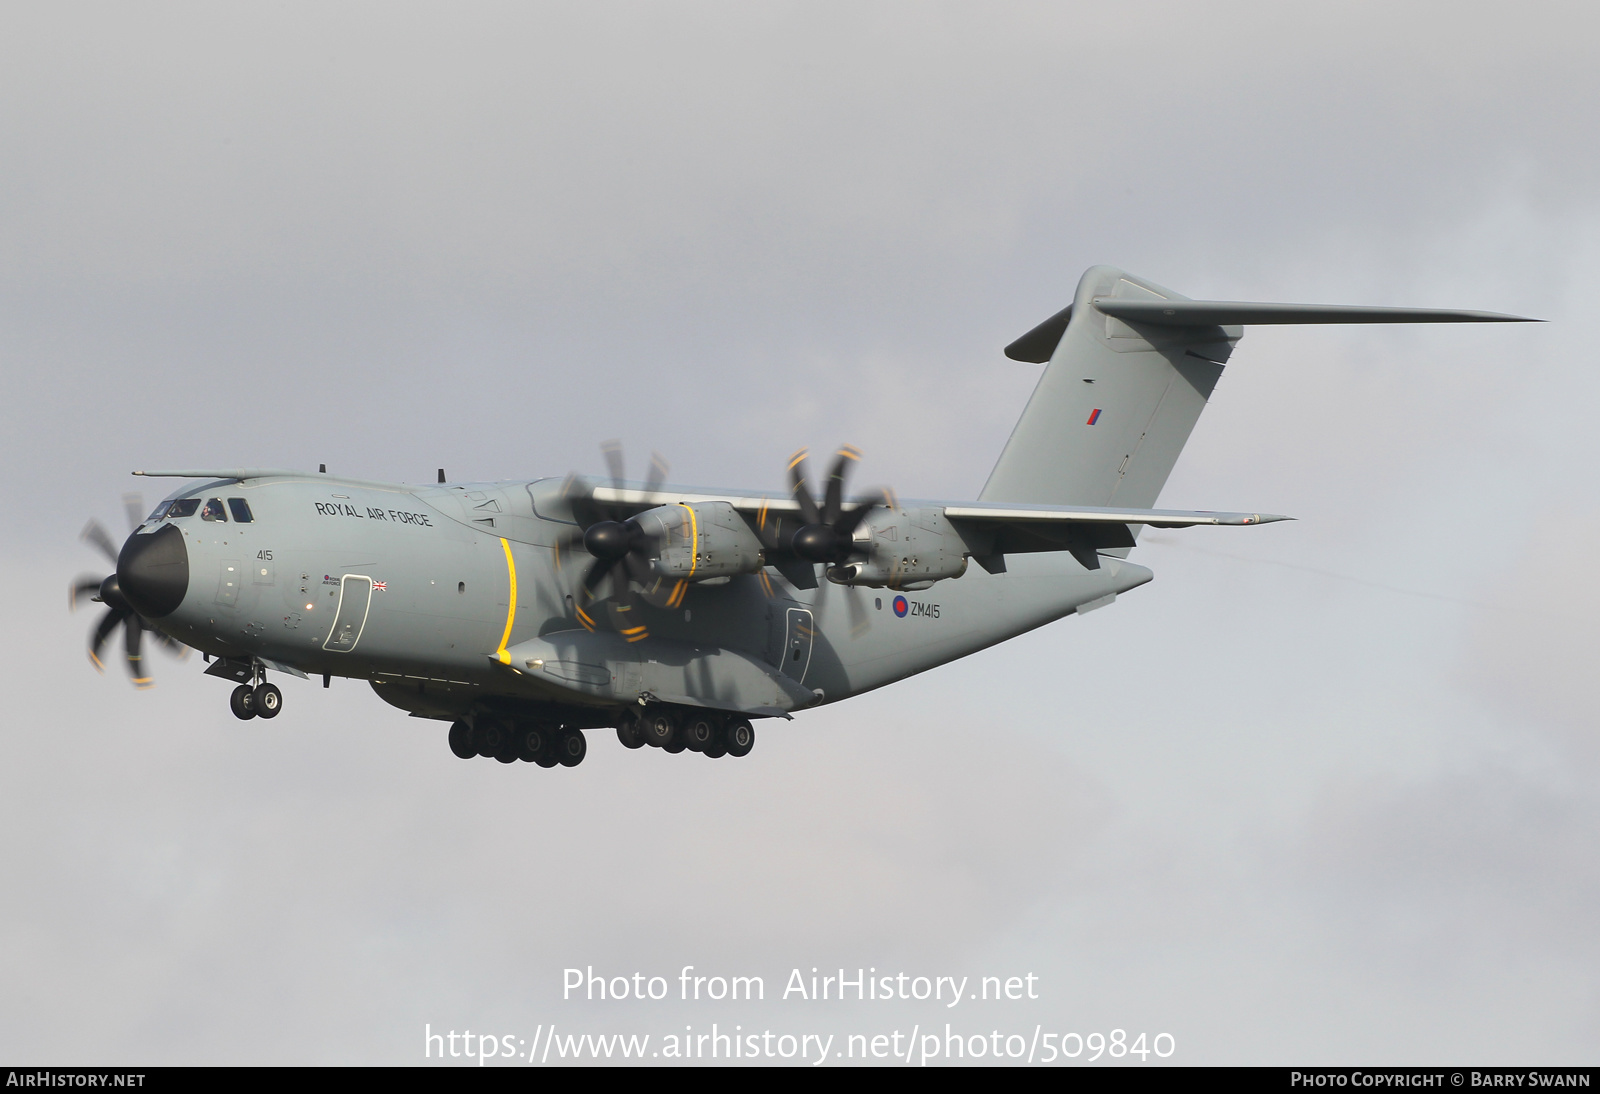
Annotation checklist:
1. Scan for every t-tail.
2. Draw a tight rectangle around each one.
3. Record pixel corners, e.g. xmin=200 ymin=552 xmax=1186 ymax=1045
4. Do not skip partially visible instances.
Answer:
xmin=980 ymin=265 xmax=1534 ymax=509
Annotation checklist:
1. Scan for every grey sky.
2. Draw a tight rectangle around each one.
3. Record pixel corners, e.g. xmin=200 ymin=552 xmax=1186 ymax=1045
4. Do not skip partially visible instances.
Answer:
xmin=3 ymin=1 xmax=1598 ymax=1064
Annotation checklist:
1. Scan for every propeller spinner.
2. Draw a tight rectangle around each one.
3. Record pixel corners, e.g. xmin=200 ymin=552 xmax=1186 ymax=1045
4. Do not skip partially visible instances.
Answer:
xmin=69 ymin=494 xmax=187 ymax=687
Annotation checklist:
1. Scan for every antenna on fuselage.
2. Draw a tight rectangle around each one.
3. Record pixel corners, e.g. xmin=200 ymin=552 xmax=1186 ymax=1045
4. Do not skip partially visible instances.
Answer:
xmin=437 ymin=468 xmax=446 ymax=483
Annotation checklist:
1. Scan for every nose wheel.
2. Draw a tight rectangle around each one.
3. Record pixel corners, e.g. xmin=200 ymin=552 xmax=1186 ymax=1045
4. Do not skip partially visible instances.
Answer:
xmin=227 ymin=672 xmax=283 ymax=721
xmin=254 ymin=682 xmax=282 ymax=718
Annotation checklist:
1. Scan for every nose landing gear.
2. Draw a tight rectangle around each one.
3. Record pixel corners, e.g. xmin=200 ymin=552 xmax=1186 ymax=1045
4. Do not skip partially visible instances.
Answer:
xmin=226 ymin=665 xmax=284 ymax=721
xmin=254 ymin=682 xmax=282 ymax=718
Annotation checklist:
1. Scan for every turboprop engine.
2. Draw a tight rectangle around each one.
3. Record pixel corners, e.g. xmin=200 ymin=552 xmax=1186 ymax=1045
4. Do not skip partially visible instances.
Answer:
xmin=827 ymin=507 xmax=969 ymax=591
xmin=635 ymin=501 xmax=766 ymax=581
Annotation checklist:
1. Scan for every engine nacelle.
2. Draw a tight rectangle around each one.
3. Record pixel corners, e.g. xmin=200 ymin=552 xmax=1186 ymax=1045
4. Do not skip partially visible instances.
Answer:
xmin=634 ymin=501 xmax=766 ymax=581
xmin=827 ymin=507 xmax=969 ymax=590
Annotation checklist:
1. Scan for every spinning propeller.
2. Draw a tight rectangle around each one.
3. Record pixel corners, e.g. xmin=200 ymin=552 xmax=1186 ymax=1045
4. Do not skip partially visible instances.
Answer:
xmin=556 ymin=441 xmax=894 ymax=640
xmin=69 ymin=494 xmax=187 ymax=688
xmin=765 ymin=445 xmax=890 ymax=636
xmin=554 ymin=442 xmax=674 ymax=637
xmin=784 ymin=445 xmax=885 ymax=568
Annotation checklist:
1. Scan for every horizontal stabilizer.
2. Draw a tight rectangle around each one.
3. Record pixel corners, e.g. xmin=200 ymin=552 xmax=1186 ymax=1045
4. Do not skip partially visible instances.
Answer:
xmin=1004 ymin=305 xmax=1074 ymax=363
xmin=1094 ymin=300 xmax=1537 ymax=327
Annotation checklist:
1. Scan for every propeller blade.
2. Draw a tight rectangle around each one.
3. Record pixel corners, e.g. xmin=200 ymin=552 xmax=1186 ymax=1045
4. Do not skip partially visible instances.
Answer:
xmin=124 ymin=615 xmax=153 ymax=688
xmin=823 ymin=445 xmax=860 ymax=524
xmin=88 ymin=606 xmax=127 ymax=672
xmin=643 ymin=451 xmax=669 ymax=499
xmin=147 ymin=628 xmax=188 ymax=658
xmin=70 ymin=574 xmax=105 ymax=610
xmin=834 ymin=497 xmax=880 ymax=538
xmin=122 ymin=492 xmax=145 ymax=533
xmin=788 ymin=449 xmax=822 ymax=525
xmin=845 ymin=584 xmax=870 ymax=638
xmin=582 ymin=556 xmax=616 ymax=597
xmin=752 ymin=498 xmax=787 ymax=551
xmin=601 ymin=440 xmax=625 ymax=491
xmin=80 ymin=519 xmax=119 ymax=567
xmin=606 ymin=600 xmax=650 ymax=643
xmin=772 ymin=556 xmax=819 ymax=590
xmin=622 ymin=549 xmax=656 ymax=588
xmin=558 ymin=472 xmax=588 ymax=504
xmin=574 ymin=600 xmax=600 ymax=632
xmin=551 ymin=527 xmax=587 ymax=572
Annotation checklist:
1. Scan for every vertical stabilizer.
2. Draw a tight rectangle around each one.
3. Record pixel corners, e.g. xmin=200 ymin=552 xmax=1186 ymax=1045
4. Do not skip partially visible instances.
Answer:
xmin=980 ymin=266 xmax=1238 ymax=508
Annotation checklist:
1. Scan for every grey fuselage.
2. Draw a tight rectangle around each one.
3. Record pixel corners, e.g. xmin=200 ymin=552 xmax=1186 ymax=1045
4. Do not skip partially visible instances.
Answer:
xmin=133 ymin=472 xmax=1149 ymax=727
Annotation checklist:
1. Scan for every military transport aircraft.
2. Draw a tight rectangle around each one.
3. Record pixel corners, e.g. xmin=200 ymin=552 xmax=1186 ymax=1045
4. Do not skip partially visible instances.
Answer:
xmin=70 ymin=265 xmax=1533 ymax=768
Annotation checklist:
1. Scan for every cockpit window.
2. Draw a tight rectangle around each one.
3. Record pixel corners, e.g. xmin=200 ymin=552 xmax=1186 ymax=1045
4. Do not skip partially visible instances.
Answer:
xmin=200 ymin=498 xmax=228 ymax=522
xmin=227 ymin=498 xmax=254 ymax=523
xmin=146 ymin=504 xmax=170 ymax=523
xmin=165 ymin=499 xmax=200 ymax=519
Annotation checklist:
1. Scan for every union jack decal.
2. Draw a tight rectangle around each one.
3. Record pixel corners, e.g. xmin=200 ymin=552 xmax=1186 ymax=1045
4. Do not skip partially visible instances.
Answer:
xmin=371 ymin=581 xmax=388 ymax=591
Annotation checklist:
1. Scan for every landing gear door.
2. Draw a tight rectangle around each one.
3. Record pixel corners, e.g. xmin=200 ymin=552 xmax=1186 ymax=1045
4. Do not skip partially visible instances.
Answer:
xmin=322 ymin=575 xmax=374 ymax=653
xmin=779 ymin=607 xmax=814 ymax=683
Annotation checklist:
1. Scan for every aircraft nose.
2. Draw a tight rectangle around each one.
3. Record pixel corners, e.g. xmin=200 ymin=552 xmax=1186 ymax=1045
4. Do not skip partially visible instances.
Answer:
xmin=116 ymin=523 xmax=189 ymax=618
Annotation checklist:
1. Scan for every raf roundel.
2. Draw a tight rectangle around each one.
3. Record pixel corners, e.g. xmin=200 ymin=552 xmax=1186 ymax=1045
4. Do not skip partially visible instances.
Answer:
xmin=893 ymin=595 xmax=908 ymax=618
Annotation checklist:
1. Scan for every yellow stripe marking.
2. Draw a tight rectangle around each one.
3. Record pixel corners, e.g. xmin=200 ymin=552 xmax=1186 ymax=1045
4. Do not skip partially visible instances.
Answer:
xmin=495 ymin=537 xmax=517 ymax=664
xmin=788 ymin=448 xmax=809 ymax=470
xmin=678 ymin=503 xmax=698 ymax=581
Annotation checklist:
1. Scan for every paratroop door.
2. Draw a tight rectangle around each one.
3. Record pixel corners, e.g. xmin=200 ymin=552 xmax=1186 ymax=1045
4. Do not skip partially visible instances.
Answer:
xmin=322 ymin=575 xmax=373 ymax=652
xmin=780 ymin=607 xmax=814 ymax=682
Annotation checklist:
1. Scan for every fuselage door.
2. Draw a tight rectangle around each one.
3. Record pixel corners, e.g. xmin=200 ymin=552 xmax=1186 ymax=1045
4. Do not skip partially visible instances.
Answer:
xmin=322 ymin=575 xmax=374 ymax=653
xmin=780 ymin=607 xmax=814 ymax=682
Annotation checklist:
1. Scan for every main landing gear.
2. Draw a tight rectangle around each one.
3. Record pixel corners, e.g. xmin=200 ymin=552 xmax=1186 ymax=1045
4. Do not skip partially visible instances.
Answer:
xmin=446 ymin=707 xmax=757 ymax=767
xmin=449 ymin=720 xmax=588 ymax=768
xmin=617 ymin=707 xmax=755 ymax=760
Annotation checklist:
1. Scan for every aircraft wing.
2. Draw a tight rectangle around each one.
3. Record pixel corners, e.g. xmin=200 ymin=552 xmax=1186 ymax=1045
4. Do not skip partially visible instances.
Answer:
xmin=942 ymin=502 xmax=1286 ymax=528
xmin=941 ymin=502 xmax=1289 ymax=561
